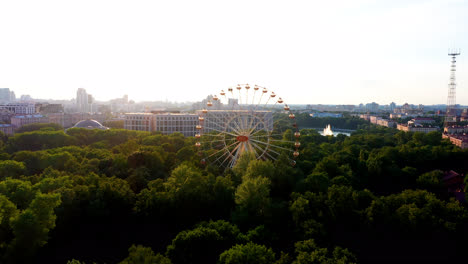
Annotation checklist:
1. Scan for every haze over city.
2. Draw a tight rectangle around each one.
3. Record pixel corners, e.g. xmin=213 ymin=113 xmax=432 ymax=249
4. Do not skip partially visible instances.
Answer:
xmin=1 ymin=0 xmax=468 ymax=104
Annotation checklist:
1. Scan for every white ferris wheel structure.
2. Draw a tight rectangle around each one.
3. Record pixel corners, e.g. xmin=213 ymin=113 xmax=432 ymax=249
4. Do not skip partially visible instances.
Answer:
xmin=195 ymin=84 xmax=300 ymax=169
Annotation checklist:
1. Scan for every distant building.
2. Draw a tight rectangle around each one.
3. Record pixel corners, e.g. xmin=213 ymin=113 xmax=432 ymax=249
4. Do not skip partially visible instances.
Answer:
xmin=461 ymin=109 xmax=468 ymax=121
xmin=409 ymin=118 xmax=435 ymax=126
xmin=442 ymin=170 xmax=465 ymax=202
xmin=62 ymin=113 xmax=106 ymax=128
xmin=377 ymin=119 xmax=396 ymax=128
xmin=76 ymin=88 xmax=92 ymax=113
xmin=9 ymin=91 xmax=16 ymax=101
xmin=310 ymin=112 xmax=343 ymax=118
xmin=124 ymin=113 xmax=155 ymax=132
xmin=20 ymin=95 xmax=32 ymax=101
xmin=36 ymin=103 xmax=64 ymax=114
xmin=228 ymin=98 xmax=238 ymax=108
xmin=442 ymin=134 xmax=468 ymax=149
xmin=98 ymin=105 xmax=112 ymax=114
xmin=0 ymin=88 xmax=11 ymax=102
xmin=10 ymin=114 xmax=49 ymax=128
xmin=154 ymin=113 xmax=198 ymax=137
xmin=41 ymin=112 xmax=106 ymax=128
xmin=0 ymin=103 xmax=36 ymax=114
xmin=124 ymin=112 xmax=199 ymax=136
xmin=389 ymin=102 xmax=396 ymax=112
xmin=444 ymin=125 xmax=468 ymax=134
xmin=0 ymin=109 xmax=15 ymax=123
xmin=397 ymin=124 xmax=439 ymax=133
xmin=110 ymin=95 xmax=130 ymax=112
xmin=359 ymin=114 xmax=370 ymax=121
xmin=365 ymin=102 xmax=379 ymax=112
xmin=72 ymin=119 xmax=109 ymax=130
xmin=0 ymin=124 xmax=15 ymax=135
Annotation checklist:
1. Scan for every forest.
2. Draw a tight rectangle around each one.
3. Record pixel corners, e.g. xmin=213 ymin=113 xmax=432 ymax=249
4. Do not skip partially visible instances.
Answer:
xmin=0 ymin=120 xmax=467 ymax=263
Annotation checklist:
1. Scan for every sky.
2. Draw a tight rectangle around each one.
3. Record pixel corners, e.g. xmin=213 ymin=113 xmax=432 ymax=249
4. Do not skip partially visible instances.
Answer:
xmin=0 ymin=0 xmax=467 ymax=105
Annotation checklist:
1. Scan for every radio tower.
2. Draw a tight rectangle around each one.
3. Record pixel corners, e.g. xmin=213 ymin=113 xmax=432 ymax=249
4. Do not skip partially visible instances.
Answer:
xmin=444 ymin=49 xmax=461 ymax=128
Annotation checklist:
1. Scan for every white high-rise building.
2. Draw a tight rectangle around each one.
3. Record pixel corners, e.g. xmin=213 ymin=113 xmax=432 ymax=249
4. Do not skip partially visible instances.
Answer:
xmin=76 ymin=88 xmax=91 ymax=112
xmin=0 ymin=88 xmax=11 ymax=102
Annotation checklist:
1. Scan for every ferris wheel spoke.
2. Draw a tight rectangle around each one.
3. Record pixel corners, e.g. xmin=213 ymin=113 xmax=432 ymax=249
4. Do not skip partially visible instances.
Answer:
xmin=207 ymin=147 xmax=230 ymax=161
xmin=249 ymin=141 xmax=267 ymax=159
xmin=267 ymin=143 xmax=295 ymax=152
xmin=250 ymin=140 xmax=278 ymax=161
xmin=203 ymin=139 xmax=228 ymax=144
xmin=250 ymin=138 xmax=293 ymax=153
xmin=256 ymin=93 xmax=265 ymax=111
xmin=206 ymin=114 xmax=242 ymax=135
xmin=230 ymin=116 xmax=244 ymax=133
xmin=263 ymin=149 xmax=279 ymax=161
xmin=249 ymin=126 xmax=269 ymax=137
xmin=242 ymin=115 xmax=249 ymax=131
xmin=249 ymin=133 xmax=274 ymax=139
xmin=212 ymin=141 xmax=241 ymax=165
xmin=252 ymin=140 xmax=281 ymax=158
xmin=246 ymin=141 xmax=256 ymax=157
xmin=202 ymin=130 xmax=227 ymax=137
xmin=263 ymin=96 xmax=272 ymax=109
xmin=246 ymin=113 xmax=259 ymax=134
xmin=225 ymin=143 xmax=243 ymax=168
xmin=213 ymin=150 xmax=232 ymax=166
xmin=252 ymin=88 xmax=257 ymax=105
xmin=248 ymin=119 xmax=264 ymax=135
xmin=246 ymin=112 xmax=256 ymax=132
xmin=269 ymin=139 xmax=295 ymax=143
xmin=203 ymin=126 xmax=238 ymax=137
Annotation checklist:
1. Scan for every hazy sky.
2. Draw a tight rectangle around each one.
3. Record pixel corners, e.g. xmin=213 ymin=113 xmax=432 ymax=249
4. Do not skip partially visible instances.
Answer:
xmin=1 ymin=0 xmax=467 ymax=105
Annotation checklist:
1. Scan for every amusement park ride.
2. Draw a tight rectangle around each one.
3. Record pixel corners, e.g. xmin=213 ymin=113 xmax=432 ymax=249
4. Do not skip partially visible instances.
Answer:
xmin=195 ymin=84 xmax=300 ymax=169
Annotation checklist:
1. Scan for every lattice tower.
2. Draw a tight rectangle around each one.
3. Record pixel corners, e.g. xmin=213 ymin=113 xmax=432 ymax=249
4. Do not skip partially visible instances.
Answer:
xmin=444 ymin=50 xmax=461 ymax=128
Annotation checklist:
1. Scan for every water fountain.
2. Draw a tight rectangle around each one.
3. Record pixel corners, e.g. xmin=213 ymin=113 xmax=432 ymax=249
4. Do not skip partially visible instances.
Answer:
xmin=323 ymin=124 xmax=333 ymax=136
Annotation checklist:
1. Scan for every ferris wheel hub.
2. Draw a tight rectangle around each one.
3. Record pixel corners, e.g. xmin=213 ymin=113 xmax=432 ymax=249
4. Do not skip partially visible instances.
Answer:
xmin=236 ymin=135 xmax=249 ymax=142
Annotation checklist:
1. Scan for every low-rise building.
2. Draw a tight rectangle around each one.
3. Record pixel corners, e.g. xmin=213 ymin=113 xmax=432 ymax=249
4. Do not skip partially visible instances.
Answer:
xmin=124 ymin=112 xmax=199 ymax=136
xmin=155 ymin=113 xmax=198 ymax=137
xmin=397 ymin=124 xmax=439 ymax=133
xmin=442 ymin=134 xmax=468 ymax=149
xmin=0 ymin=103 xmax=36 ymax=114
xmin=0 ymin=124 xmax=15 ymax=135
xmin=410 ymin=118 xmax=435 ymax=126
xmin=36 ymin=103 xmax=64 ymax=114
xmin=310 ymin=112 xmax=343 ymax=118
xmin=10 ymin=114 xmax=49 ymax=128
xmin=124 ymin=113 xmax=155 ymax=132
xmin=359 ymin=114 xmax=370 ymax=121
xmin=377 ymin=119 xmax=396 ymax=128
xmin=369 ymin=116 xmax=381 ymax=124
xmin=444 ymin=125 xmax=468 ymax=134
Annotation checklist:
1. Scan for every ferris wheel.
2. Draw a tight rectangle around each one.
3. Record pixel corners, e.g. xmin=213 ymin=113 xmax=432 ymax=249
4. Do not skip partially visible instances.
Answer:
xmin=195 ymin=84 xmax=300 ymax=169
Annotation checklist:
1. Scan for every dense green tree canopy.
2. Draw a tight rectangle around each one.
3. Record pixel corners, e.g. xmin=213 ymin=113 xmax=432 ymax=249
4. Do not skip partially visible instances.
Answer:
xmin=0 ymin=119 xmax=464 ymax=263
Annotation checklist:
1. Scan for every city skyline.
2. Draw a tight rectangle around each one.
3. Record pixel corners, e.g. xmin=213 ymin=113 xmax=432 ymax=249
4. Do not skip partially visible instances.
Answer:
xmin=1 ymin=0 xmax=467 ymax=105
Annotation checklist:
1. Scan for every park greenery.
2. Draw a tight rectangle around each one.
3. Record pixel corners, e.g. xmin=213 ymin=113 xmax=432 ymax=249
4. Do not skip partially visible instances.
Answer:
xmin=0 ymin=120 xmax=467 ymax=263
